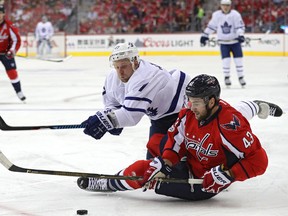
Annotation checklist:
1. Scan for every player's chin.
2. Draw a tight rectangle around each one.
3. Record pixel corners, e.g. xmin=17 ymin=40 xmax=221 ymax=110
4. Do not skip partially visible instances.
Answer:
xmin=120 ymin=77 xmax=128 ymax=83
xmin=193 ymin=112 xmax=201 ymax=120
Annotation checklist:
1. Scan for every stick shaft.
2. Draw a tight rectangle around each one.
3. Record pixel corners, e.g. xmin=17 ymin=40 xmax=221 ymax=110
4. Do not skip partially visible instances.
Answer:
xmin=0 ymin=151 xmax=203 ymax=184
xmin=0 ymin=116 xmax=84 ymax=131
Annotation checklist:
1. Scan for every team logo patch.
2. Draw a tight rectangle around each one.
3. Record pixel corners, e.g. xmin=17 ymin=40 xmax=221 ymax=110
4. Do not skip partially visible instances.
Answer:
xmin=220 ymin=114 xmax=240 ymax=131
xmin=186 ymin=133 xmax=218 ymax=161
xmin=146 ymin=107 xmax=157 ymax=117
xmin=221 ymin=21 xmax=232 ymax=34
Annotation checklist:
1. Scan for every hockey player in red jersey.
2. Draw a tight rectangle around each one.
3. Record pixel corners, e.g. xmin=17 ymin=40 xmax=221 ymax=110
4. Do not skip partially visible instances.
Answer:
xmin=0 ymin=5 xmax=26 ymax=101
xmin=82 ymin=42 xmax=282 ymax=161
xmin=78 ymin=74 xmax=268 ymax=200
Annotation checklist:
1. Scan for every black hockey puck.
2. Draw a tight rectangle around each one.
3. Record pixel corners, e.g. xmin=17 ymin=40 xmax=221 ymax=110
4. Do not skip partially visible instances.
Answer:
xmin=77 ymin=209 xmax=88 ymax=215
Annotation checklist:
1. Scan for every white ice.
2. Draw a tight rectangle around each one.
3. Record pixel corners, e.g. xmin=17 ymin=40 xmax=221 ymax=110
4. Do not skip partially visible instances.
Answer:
xmin=0 ymin=56 xmax=287 ymax=216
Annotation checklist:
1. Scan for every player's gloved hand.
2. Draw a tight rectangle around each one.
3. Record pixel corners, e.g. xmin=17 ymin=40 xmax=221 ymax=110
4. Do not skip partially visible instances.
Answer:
xmin=6 ymin=49 xmax=15 ymax=59
xmin=237 ymin=35 xmax=245 ymax=43
xmin=102 ymin=108 xmax=123 ymax=136
xmin=141 ymin=157 xmax=172 ymax=191
xmin=202 ymin=164 xmax=234 ymax=194
xmin=108 ymin=128 xmax=123 ymax=136
xmin=200 ymin=36 xmax=209 ymax=46
xmin=82 ymin=110 xmax=115 ymax=140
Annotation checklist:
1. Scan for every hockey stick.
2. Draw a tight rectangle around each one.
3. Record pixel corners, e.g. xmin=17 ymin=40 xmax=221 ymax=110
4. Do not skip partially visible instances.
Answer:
xmin=0 ymin=116 xmax=84 ymax=131
xmin=217 ymin=30 xmax=272 ymax=43
xmin=0 ymin=150 xmax=203 ymax=184
xmin=0 ymin=53 xmax=72 ymax=63
xmin=16 ymin=55 xmax=72 ymax=63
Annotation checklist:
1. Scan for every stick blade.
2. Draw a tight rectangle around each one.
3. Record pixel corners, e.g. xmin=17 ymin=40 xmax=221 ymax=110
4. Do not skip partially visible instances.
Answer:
xmin=0 ymin=151 xmax=13 ymax=169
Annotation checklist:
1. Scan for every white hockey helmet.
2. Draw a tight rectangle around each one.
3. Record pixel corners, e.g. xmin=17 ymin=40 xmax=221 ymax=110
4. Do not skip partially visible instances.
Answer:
xmin=221 ymin=0 xmax=231 ymax=5
xmin=109 ymin=42 xmax=139 ymax=64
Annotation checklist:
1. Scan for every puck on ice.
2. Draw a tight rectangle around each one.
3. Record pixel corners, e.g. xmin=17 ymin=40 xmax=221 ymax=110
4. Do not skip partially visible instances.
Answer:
xmin=77 ymin=209 xmax=88 ymax=215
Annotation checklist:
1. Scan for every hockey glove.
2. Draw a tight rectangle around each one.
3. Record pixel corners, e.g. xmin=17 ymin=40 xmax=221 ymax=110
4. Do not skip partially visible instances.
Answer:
xmin=200 ymin=36 xmax=209 ymax=46
xmin=103 ymin=108 xmax=123 ymax=136
xmin=6 ymin=49 xmax=15 ymax=59
xmin=202 ymin=164 xmax=234 ymax=194
xmin=141 ymin=157 xmax=172 ymax=191
xmin=108 ymin=128 xmax=123 ymax=136
xmin=237 ymin=35 xmax=245 ymax=43
xmin=82 ymin=111 xmax=115 ymax=140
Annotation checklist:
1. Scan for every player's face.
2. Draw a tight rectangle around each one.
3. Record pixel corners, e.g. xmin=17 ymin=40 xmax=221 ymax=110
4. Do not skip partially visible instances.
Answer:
xmin=113 ymin=59 xmax=134 ymax=83
xmin=221 ymin=4 xmax=231 ymax=14
xmin=187 ymin=97 xmax=209 ymax=121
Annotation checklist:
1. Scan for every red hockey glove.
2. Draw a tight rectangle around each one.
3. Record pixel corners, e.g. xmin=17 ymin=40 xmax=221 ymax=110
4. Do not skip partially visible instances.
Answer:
xmin=141 ymin=157 xmax=172 ymax=191
xmin=6 ymin=50 xmax=15 ymax=59
xmin=202 ymin=164 xmax=234 ymax=194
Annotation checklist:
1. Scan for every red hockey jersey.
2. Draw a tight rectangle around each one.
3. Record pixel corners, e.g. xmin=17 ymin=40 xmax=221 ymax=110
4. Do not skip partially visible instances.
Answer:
xmin=0 ymin=18 xmax=21 ymax=53
xmin=162 ymin=99 xmax=268 ymax=182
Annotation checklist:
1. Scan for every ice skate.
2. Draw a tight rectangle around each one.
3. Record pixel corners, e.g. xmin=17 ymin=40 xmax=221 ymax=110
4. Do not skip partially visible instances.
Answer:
xmin=77 ymin=177 xmax=115 ymax=192
xmin=239 ymin=77 xmax=246 ymax=87
xmin=16 ymin=91 xmax=26 ymax=102
xmin=224 ymin=76 xmax=231 ymax=87
xmin=254 ymin=100 xmax=283 ymax=118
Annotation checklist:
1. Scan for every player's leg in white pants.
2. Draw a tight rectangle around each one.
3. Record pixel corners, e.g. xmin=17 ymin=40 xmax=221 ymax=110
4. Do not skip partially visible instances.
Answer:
xmin=234 ymin=101 xmax=259 ymax=120
xmin=222 ymin=57 xmax=231 ymax=86
xmin=234 ymin=57 xmax=246 ymax=86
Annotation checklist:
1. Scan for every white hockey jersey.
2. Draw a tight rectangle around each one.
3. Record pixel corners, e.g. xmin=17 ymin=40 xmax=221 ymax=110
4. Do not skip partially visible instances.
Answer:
xmin=35 ymin=21 xmax=54 ymax=41
xmin=103 ymin=60 xmax=190 ymax=127
xmin=203 ymin=9 xmax=245 ymax=44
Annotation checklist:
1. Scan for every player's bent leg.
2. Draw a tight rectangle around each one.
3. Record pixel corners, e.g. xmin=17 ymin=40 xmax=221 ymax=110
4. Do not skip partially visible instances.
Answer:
xmin=234 ymin=100 xmax=283 ymax=121
xmin=155 ymin=162 xmax=216 ymax=200
xmin=77 ymin=160 xmax=150 ymax=192
xmin=234 ymin=101 xmax=259 ymax=120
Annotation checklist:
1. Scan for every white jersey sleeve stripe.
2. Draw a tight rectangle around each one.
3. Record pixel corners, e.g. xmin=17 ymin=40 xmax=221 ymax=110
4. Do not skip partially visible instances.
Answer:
xmin=164 ymin=71 xmax=186 ymax=114
xmin=220 ymin=133 xmax=244 ymax=159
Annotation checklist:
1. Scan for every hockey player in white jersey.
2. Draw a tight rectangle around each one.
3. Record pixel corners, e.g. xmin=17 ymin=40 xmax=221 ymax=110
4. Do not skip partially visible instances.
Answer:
xmin=200 ymin=0 xmax=246 ymax=87
xmin=35 ymin=15 xmax=54 ymax=57
xmin=83 ymin=42 xmax=191 ymax=159
xmin=81 ymin=42 xmax=283 ymax=160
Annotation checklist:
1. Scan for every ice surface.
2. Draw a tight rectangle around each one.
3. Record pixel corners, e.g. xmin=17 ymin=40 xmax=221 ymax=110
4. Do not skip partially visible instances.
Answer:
xmin=0 ymin=56 xmax=287 ymax=216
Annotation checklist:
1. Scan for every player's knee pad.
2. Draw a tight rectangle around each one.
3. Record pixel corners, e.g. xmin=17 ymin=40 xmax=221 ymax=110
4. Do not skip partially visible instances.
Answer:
xmin=146 ymin=133 xmax=166 ymax=158
xmin=6 ymin=69 xmax=19 ymax=81
xmin=123 ymin=160 xmax=151 ymax=189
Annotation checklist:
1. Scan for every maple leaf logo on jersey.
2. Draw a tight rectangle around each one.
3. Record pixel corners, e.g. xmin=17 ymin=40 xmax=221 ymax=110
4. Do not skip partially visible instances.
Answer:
xmin=146 ymin=107 xmax=158 ymax=117
xmin=221 ymin=21 xmax=232 ymax=34
xmin=220 ymin=115 xmax=240 ymax=131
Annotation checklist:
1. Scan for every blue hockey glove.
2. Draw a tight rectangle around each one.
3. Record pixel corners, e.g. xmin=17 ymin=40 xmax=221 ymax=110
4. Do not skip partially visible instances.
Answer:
xmin=202 ymin=164 xmax=234 ymax=194
xmin=237 ymin=35 xmax=245 ymax=43
xmin=200 ymin=36 xmax=209 ymax=46
xmin=82 ymin=111 xmax=114 ymax=140
xmin=141 ymin=157 xmax=172 ymax=191
xmin=108 ymin=128 xmax=123 ymax=136
xmin=103 ymin=108 xmax=123 ymax=136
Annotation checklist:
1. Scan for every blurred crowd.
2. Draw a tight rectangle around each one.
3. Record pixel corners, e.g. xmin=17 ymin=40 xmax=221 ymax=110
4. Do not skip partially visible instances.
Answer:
xmin=2 ymin=0 xmax=288 ymax=35
xmin=234 ymin=0 xmax=287 ymax=33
